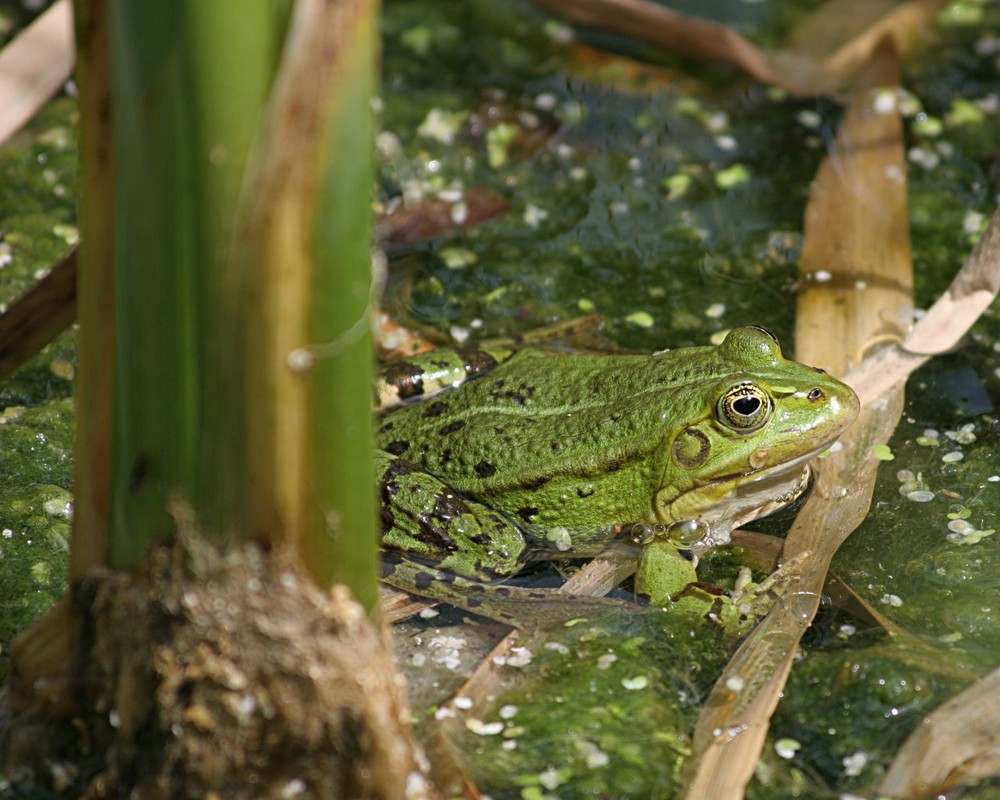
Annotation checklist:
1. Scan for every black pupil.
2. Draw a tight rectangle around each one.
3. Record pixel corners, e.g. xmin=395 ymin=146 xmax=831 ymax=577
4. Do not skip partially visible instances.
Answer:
xmin=733 ymin=396 xmax=760 ymax=416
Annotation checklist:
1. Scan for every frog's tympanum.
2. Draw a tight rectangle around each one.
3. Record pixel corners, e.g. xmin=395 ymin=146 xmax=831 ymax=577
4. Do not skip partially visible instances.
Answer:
xmin=376 ymin=326 xmax=859 ymax=627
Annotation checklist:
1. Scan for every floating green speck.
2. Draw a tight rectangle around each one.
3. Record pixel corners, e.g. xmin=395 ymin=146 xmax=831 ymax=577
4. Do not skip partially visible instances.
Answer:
xmin=871 ymin=444 xmax=894 ymax=461
xmin=774 ymin=738 xmax=801 ymax=759
xmin=417 ymin=108 xmax=468 ymax=144
xmin=625 ymin=311 xmax=654 ymax=328
xmin=715 ymin=163 xmax=750 ymax=189
xmin=912 ymin=116 xmax=943 ymax=138
xmin=52 ymin=224 xmax=79 ymax=245
xmin=487 ymin=122 xmax=518 ymax=169
xmin=621 ymin=675 xmax=648 ymax=691
xmin=661 ymin=172 xmax=691 ymax=199
xmin=946 ymin=97 xmax=985 ymax=128
xmin=439 ymin=247 xmax=477 ymax=270
xmin=400 ymin=25 xmax=433 ymax=56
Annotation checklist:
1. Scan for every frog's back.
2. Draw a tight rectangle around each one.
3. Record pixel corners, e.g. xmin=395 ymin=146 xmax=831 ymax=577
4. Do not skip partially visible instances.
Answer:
xmin=377 ymin=347 xmax=721 ymax=524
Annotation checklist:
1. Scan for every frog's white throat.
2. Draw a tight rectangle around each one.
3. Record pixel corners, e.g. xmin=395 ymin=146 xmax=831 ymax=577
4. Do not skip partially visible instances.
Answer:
xmin=693 ymin=446 xmax=822 ymax=552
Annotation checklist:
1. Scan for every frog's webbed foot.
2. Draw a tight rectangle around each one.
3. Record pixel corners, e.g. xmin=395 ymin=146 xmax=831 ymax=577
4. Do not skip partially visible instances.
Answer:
xmin=727 ymin=552 xmax=810 ymax=617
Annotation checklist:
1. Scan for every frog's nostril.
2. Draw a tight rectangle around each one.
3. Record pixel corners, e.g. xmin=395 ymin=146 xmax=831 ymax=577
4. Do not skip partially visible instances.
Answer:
xmin=807 ymin=388 xmax=825 ymax=402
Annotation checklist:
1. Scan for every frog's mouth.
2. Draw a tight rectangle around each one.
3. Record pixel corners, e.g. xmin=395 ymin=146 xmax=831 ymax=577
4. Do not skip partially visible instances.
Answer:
xmin=669 ymin=444 xmax=826 ymax=551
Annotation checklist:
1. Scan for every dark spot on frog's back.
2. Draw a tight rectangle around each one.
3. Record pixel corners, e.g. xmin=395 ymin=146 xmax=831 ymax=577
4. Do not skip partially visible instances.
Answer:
xmin=414 ymin=571 xmax=434 ymax=591
xmin=489 ymin=378 xmax=534 ymax=406
xmin=521 ymin=475 xmax=550 ymax=491
xmin=439 ymin=420 xmax=466 ymax=435
xmin=459 ymin=347 xmax=499 ymax=377
xmin=474 ymin=461 xmax=497 ymax=478
xmin=385 ymin=440 xmax=410 ymax=455
xmin=417 ymin=513 xmax=457 ymax=549
xmin=381 ymin=457 xmax=418 ymax=481
xmin=422 ymin=400 xmax=449 ymax=418
xmin=382 ymin=361 xmax=425 ymax=400
xmin=602 ymin=452 xmax=633 ymax=472
xmin=433 ymin=492 xmax=472 ymax=522
xmin=517 ymin=506 xmax=539 ymax=523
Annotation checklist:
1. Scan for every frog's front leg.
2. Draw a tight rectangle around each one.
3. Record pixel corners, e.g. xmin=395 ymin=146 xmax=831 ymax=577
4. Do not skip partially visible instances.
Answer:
xmin=634 ymin=534 xmax=700 ymax=611
xmin=635 ymin=533 xmax=769 ymax=636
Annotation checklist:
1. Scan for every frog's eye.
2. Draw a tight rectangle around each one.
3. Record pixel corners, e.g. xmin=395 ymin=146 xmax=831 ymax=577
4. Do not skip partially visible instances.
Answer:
xmin=717 ymin=382 xmax=773 ymax=433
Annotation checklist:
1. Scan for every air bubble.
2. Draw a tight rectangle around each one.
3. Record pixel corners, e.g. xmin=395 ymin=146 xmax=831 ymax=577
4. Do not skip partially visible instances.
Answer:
xmin=668 ymin=519 xmax=710 ymax=546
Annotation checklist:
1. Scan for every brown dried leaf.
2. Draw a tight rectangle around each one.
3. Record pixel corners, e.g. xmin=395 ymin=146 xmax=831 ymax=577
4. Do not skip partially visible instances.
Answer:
xmin=785 ymin=0 xmax=948 ymax=88
xmin=846 ymin=204 xmax=1000 ymax=405
xmin=880 ymin=666 xmax=1000 ymax=797
xmin=0 ymin=0 xmax=74 ymax=145
xmin=528 ymin=0 xmax=947 ymax=96
xmin=377 ymin=189 xmax=508 ymax=245
xmin=0 ymin=245 xmax=77 ymax=381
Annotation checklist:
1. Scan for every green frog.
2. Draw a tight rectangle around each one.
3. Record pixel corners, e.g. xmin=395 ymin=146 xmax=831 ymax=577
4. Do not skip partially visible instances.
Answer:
xmin=376 ymin=326 xmax=859 ymax=627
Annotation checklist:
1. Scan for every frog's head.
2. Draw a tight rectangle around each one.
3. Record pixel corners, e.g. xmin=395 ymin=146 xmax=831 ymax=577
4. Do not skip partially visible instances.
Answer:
xmin=654 ymin=326 xmax=859 ymax=550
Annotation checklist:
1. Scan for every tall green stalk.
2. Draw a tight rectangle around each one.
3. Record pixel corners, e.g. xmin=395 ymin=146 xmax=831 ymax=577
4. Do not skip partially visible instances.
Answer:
xmin=90 ymin=0 xmax=379 ymax=611
xmin=237 ymin=0 xmax=379 ymax=608
xmin=107 ymin=1 xmax=276 ymax=565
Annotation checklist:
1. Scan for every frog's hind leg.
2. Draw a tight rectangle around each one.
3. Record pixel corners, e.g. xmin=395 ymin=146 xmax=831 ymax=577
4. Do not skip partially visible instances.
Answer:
xmin=379 ymin=550 xmax=639 ymax=628
xmin=377 ymin=452 xmax=639 ymax=626
xmin=377 ymin=451 xmax=528 ymax=580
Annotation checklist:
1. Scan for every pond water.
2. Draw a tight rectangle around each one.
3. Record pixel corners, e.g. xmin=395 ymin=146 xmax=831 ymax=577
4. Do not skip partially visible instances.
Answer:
xmin=2 ymin=0 xmax=1000 ymax=798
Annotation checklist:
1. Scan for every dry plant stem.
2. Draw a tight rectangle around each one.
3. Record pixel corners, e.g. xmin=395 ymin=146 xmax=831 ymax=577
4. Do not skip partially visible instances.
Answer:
xmin=846 ymin=203 xmax=1000 ymax=406
xmin=880 ymin=666 xmax=1000 ymax=797
xmin=682 ymin=39 xmax=912 ymax=800
xmin=528 ymin=0 xmax=777 ymax=85
xmin=0 ymin=0 xmax=74 ymax=145
xmin=786 ymin=0 xmax=948 ymax=83
xmin=528 ymin=0 xmax=946 ymax=96
xmin=0 ymin=246 xmax=76 ymax=381
xmin=70 ymin=0 xmax=115 ymax=577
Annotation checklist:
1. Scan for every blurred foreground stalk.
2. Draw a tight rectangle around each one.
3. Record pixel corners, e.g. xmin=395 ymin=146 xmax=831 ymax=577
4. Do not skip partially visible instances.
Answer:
xmin=1 ymin=1 xmax=431 ymax=797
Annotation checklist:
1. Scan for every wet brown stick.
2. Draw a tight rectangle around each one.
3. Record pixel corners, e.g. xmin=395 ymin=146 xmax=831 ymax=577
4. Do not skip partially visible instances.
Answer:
xmin=0 ymin=244 xmax=77 ymax=380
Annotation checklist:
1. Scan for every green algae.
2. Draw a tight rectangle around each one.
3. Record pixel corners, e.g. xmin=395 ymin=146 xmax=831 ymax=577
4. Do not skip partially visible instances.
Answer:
xmin=0 ymin=398 xmax=73 ymax=682
xmin=456 ymin=609 xmax=726 ymax=800
xmin=0 ymin=96 xmax=78 ymax=682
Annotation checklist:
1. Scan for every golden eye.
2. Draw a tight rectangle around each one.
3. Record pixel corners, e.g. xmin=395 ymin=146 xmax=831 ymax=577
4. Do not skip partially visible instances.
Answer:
xmin=717 ymin=382 xmax=773 ymax=433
